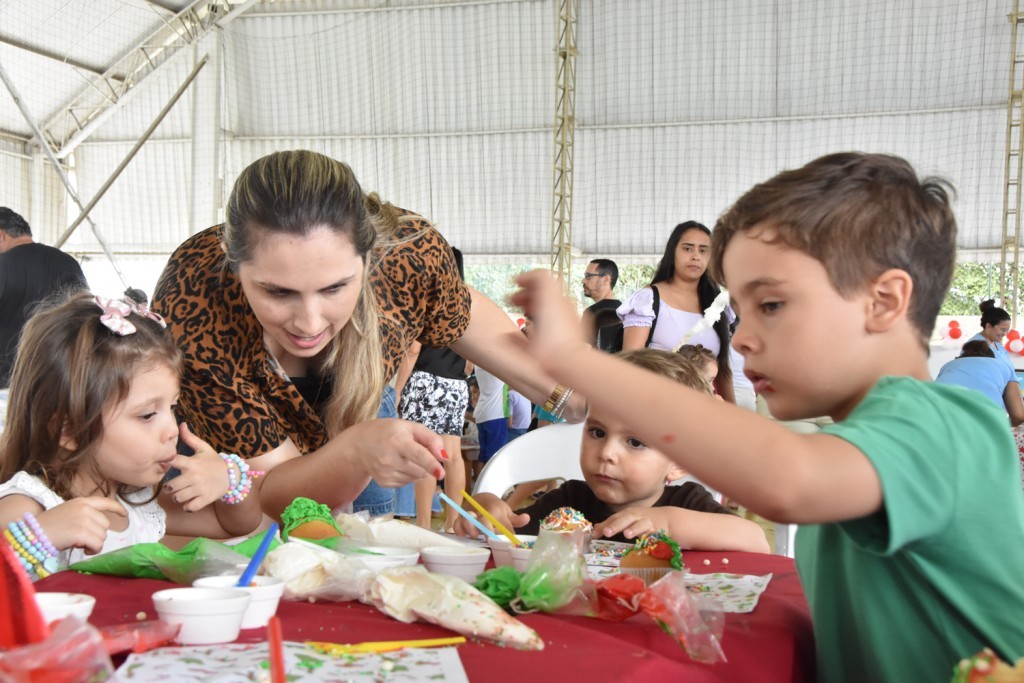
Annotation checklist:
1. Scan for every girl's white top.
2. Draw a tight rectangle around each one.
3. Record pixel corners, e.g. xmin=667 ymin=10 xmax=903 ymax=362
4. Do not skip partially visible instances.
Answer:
xmin=0 ymin=471 xmax=165 ymax=568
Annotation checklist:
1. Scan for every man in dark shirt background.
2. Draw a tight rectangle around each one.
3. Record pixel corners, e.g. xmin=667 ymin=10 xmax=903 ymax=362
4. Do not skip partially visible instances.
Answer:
xmin=581 ymin=258 xmax=621 ymax=347
xmin=0 ymin=207 xmax=88 ymax=387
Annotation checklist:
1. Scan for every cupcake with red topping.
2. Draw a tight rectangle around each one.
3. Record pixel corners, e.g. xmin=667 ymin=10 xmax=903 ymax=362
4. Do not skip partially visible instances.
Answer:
xmin=618 ymin=531 xmax=684 ymax=585
xmin=951 ymin=648 xmax=1024 ymax=683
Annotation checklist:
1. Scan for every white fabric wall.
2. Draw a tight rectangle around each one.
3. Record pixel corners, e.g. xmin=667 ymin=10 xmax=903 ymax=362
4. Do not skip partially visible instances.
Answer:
xmin=4 ymin=0 xmax=1012 ymax=263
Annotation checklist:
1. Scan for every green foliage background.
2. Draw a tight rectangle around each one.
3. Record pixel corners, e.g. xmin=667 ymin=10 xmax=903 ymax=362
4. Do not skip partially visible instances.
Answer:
xmin=468 ymin=260 xmax=1020 ymax=319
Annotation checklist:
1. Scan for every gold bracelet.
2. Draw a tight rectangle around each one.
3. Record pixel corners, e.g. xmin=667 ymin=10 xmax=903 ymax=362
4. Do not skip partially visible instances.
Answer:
xmin=551 ymin=388 xmax=574 ymax=420
xmin=543 ymin=384 xmax=568 ymax=413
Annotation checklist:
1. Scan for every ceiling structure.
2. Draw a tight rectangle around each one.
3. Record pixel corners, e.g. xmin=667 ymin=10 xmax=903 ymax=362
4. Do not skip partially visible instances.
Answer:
xmin=0 ymin=0 xmax=1014 ymax=270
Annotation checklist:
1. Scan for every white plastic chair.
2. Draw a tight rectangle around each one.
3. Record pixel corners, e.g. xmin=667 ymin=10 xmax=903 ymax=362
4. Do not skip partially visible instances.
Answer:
xmin=473 ymin=422 xmax=586 ymax=497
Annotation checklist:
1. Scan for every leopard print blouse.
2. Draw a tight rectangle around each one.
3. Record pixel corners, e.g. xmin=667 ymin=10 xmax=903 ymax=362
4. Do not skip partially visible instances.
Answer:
xmin=151 ymin=215 xmax=471 ymax=458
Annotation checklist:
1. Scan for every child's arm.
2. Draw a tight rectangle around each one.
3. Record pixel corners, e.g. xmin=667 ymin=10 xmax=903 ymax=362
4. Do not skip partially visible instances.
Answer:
xmin=160 ymin=424 xmax=263 ymax=538
xmin=512 ymin=271 xmax=883 ymax=525
xmin=0 ymin=493 xmax=127 ymax=555
xmin=1002 ymin=381 xmax=1024 ymax=427
xmin=594 ymin=507 xmax=770 ymax=554
xmin=451 ymin=492 xmax=529 ymax=539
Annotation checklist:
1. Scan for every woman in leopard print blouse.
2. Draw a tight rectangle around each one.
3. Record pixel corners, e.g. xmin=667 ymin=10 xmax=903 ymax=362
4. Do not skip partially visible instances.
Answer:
xmin=153 ymin=150 xmax=578 ymax=519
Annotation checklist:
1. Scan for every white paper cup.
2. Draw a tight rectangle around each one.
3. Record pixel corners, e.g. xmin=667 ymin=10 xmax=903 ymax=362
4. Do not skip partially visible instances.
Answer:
xmin=34 ymin=592 xmax=96 ymax=623
xmin=509 ymin=545 xmax=534 ymax=572
xmin=420 ymin=545 xmax=491 ymax=582
xmin=487 ymin=534 xmax=536 ymax=568
xmin=152 ymin=587 xmax=250 ymax=644
xmin=193 ymin=575 xmax=285 ymax=629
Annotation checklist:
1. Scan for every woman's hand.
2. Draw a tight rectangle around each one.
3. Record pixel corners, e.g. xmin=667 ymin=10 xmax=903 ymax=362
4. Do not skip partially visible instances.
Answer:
xmin=348 ymin=418 xmax=448 ymax=486
xmin=38 ymin=498 xmax=128 ymax=555
xmin=163 ymin=423 xmax=232 ymax=512
xmin=451 ymin=493 xmax=528 ymax=539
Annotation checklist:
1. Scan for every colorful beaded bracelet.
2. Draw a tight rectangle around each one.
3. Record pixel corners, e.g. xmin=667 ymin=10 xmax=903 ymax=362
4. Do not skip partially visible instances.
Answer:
xmin=219 ymin=452 xmax=265 ymax=505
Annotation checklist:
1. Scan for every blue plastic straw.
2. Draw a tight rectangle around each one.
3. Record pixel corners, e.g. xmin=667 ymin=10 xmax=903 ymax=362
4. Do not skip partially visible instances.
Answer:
xmin=437 ymin=492 xmax=499 ymax=540
xmin=237 ymin=522 xmax=278 ymax=587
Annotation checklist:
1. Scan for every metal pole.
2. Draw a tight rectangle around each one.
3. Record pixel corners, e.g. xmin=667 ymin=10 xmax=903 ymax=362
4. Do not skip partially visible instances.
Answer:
xmin=55 ymin=54 xmax=209 ymax=247
xmin=0 ymin=58 xmax=129 ymax=288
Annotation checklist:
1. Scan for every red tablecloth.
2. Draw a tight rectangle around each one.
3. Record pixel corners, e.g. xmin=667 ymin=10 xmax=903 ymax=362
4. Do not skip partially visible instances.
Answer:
xmin=36 ymin=550 xmax=815 ymax=682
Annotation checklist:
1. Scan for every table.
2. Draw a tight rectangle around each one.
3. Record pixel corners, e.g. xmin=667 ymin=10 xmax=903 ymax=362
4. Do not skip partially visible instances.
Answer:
xmin=36 ymin=550 xmax=815 ymax=682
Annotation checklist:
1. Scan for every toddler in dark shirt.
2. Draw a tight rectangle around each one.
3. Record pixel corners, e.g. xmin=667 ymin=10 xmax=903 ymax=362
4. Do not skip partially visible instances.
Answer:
xmin=454 ymin=349 xmax=769 ymax=552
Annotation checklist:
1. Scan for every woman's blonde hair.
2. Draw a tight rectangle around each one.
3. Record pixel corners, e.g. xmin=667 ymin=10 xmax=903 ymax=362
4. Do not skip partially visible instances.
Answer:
xmin=222 ymin=150 xmax=384 ymax=433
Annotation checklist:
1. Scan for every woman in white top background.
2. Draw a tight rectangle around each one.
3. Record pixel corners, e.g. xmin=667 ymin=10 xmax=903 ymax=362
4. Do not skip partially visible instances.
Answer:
xmin=618 ymin=221 xmax=735 ymax=402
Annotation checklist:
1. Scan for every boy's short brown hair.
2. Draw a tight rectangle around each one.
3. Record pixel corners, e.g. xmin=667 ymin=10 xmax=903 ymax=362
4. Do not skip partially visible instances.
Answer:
xmin=709 ymin=152 xmax=957 ymax=345
xmin=617 ymin=348 xmax=713 ymax=395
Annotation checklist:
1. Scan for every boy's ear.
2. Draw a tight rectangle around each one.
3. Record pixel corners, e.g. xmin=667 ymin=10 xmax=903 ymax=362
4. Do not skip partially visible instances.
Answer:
xmin=865 ymin=268 xmax=913 ymax=334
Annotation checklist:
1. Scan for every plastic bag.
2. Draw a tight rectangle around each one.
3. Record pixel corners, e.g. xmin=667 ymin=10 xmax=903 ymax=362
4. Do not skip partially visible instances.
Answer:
xmin=512 ymin=531 xmax=589 ymax=613
xmin=367 ymin=566 xmax=543 ymax=650
xmin=98 ymin=620 xmax=180 ymax=655
xmin=640 ymin=571 xmax=727 ymax=663
xmin=261 ymin=541 xmax=375 ymax=602
xmin=0 ymin=616 xmax=114 ymax=682
xmin=69 ymin=537 xmax=251 ymax=584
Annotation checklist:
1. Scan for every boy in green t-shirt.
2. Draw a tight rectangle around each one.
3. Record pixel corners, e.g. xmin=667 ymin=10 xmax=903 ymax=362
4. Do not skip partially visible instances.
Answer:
xmin=512 ymin=152 xmax=1024 ymax=683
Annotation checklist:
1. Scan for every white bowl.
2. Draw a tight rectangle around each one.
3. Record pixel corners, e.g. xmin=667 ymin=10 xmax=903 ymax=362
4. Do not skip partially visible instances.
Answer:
xmin=338 ymin=545 xmax=420 ymax=571
xmin=152 ymin=587 xmax=250 ymax=645
xmin=509 ymin=545 xmax=535 ymax=572
xmin=420 ymin=545 xmax=491 ymax=582
xmin=34 ymin=592 xmax=96 ymax=623
xmin=487 ymin=534 xmax=537 ymax=568
xmin=192 ymin=575 xmax=285 ymax=629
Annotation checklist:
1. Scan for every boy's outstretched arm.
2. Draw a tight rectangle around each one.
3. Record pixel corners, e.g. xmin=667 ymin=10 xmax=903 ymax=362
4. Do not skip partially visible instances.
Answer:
xmin=511 ymin=270 xmax=883 ymax=525
xmin=595 ymin=507 xmax=770 ymax=553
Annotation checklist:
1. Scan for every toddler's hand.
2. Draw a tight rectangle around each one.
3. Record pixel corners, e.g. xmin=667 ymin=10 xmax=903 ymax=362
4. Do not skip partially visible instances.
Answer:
xmin=450 ymin=494 xmax=528 ymax=539
xmin=163 ymin=423 xmax=232 ymax=512
xmin=594 ymin=507 xmax=671 ymax=541
xmin=38 ymin=497 xmax=128 ymax=555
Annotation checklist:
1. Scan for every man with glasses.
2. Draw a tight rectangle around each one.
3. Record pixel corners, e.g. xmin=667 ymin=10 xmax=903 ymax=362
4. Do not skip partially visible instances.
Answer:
xmin=581 ymin=258 xmax=621 ymax=346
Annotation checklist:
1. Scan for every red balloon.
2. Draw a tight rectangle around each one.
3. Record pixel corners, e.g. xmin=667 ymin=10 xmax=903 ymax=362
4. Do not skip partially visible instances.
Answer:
xmin=1009 ymin=329 xmax=1021 ymax=341
xmin=948 ymin=327 xmax=962 ymax=339
xmin=948 ymin=320 xmax=960 ymax=328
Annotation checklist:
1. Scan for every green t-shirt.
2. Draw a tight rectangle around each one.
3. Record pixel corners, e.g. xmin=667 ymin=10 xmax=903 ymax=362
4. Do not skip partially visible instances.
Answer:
xmin=799 ymin=376 xmax=1024 ymax=683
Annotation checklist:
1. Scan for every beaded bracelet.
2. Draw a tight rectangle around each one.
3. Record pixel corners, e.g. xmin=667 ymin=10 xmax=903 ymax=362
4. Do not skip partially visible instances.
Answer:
xmin=24 ymin=511 xmax=59 ymax=557
xmin=4 ymin=517 xmax=59 ymax=579
xmin=219 ymin=452 xmax=266 ymax=505
xmin=3 ymin=528 xmax=39 ymax=578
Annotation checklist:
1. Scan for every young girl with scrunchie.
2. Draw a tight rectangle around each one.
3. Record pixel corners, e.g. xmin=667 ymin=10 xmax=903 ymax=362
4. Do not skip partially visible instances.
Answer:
xmin=0 ymin=293 xmax=263 ymax=580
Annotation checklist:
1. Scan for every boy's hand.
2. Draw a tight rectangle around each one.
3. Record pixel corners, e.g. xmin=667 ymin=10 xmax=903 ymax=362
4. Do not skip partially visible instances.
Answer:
xmin=163 ymin=423 xmax=232 ymax=512
xmin=510 ymin=270 xmax=587 ymax=367
xmin=594 ymin=507 xmax=673 ymax=541
xmin=39 ymin=498 xmax=128 ymax=555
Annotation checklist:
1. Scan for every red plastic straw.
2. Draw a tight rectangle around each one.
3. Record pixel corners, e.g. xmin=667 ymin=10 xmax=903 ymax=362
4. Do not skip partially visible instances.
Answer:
xmin=268 ymin=616 xmax=285 ymax=683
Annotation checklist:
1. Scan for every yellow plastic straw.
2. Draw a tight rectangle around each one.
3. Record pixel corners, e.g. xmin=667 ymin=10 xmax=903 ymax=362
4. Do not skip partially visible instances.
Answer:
xmin=306 ymin=636 xmax=466 ymax=655
xmin=460 ymin=489 xmax=524 ymax=548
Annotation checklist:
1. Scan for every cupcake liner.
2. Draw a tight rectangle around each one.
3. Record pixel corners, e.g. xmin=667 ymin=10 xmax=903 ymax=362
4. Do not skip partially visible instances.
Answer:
xmin=619 ymin=566 xmax=683 ymax=586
